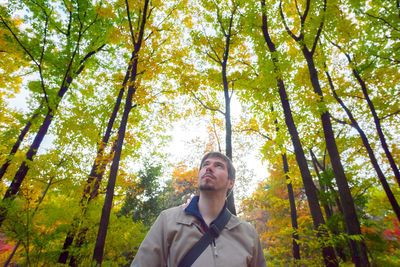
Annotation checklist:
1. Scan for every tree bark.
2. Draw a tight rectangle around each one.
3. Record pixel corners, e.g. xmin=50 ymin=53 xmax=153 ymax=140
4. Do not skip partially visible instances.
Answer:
xmin=58 ymin=86 xmax=125 ymax=264
xmin=0 ymin=102 xmax=43 ymax=181
xmin=281 ymin=153 xmax=301 ymax=260
xmin=325 ymin=68 xmax=400 ymax=222
xmin=223 ymin=66 xmax=236 ymax=215
xmin=0 ymin=40 xmax=105 ymax=227
xmin=272 ymin=107 xmax=301 ymax=261
xmin=310 ymin=149 xmax=347 ymax=262
xmin=92 ymin=60 xmax=139 ymax=265
xmin=301 ymin=46 xmax=369 ymax=267
xmin=345 ymin=53 xmax=400 ymax=186
xmin=92 ymin=0 xmax=149 ymax=264
xmin=260 ymin=3 xmax=338 ymax=265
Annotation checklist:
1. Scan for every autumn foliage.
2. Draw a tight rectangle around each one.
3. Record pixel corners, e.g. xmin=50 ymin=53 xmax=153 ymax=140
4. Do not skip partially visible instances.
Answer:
xmin=1 ymin=0 xmax=400 ymax=266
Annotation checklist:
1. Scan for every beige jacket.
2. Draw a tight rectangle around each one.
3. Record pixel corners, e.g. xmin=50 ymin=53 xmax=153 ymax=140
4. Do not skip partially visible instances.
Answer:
xmin=131 ymin=205 xmax=266 ymax=267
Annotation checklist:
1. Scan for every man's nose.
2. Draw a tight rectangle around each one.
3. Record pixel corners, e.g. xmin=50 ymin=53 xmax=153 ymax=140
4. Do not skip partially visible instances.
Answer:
xmin=206 ymin=165 xmax=213 ymax=172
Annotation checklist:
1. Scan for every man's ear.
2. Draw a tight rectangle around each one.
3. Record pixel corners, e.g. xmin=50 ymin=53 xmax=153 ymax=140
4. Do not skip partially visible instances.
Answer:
xmin=228 ymin=179 xmax=235 ymax=190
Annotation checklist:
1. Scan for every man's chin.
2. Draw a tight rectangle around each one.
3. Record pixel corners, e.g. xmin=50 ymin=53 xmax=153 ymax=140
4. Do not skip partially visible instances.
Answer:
xmin=199 ymin=185 xmax=215 ymax=191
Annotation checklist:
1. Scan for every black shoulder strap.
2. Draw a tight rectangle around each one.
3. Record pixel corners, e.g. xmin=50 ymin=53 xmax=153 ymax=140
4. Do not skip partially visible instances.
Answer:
xmin=178 ymin=208 xmax=231 ymax=267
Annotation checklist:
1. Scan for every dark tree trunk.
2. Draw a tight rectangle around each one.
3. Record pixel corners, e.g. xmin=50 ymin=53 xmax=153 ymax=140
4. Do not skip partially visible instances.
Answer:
xmin=325 ymin=69 xmax=400 ymax=222
xmin=0 ymin=78 xmax=70 ymax=226
xmin=281 ymin=153 xmax=301 ymax=260
xmin=260 ymin=4 xmax=338 ymax=265
xmin=310 ymin=149 xmax=347 ymax=262
xmin=310 ymin=150 xmax=333 ymax=220
xmin=220 ymin=4 xmax=237 ymax=216
xmin=0 ymin=102 xmax=43 ymax=181
xmin=272 ymin=108 xmax=301 ymax=261
xmin=92 ymin=61 xmax=138 ymax=265
xmin=302 ymin=47 xmax=369 ymax=266
xmin=0 ymin=42 xmax=104 ymax=227
xmin=345 ymin=53 xmax=400 ymax=186
xmin=92 ymin=0 xmax=149 ymax=264
xmin=1 ymin=107 xmax=57 ymax=226
xmin=58 ymin=86 xmax=125 ymax=264
xmin=223 ymin=69 xmax=236 ymax=215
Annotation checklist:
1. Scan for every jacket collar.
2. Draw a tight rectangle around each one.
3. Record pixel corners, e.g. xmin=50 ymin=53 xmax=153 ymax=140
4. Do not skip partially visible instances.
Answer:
xmin=177 ymin=196 xmax=241 ymax=230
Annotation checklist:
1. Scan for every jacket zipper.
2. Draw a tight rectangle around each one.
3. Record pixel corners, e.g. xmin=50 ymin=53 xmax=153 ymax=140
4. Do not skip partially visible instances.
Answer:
xmin=211 ymin=238 xmax=217 ymax=267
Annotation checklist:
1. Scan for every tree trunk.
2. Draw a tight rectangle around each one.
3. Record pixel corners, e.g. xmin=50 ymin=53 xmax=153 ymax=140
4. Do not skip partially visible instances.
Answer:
xmin=92 ymin=0 xmax=149 ymax=264
xmin=281 ymin=153 xmax=301 ymax=260
xmin=260 ymin=5 xmax=338 ymax=265
xmin=325 ymin=69 xmax=400 ymax=222
xmin=0 ymin=102 xmax=43 ymax=181
xmin=58 ymin=86 xmax=125 ymax=264
xmin=223 ymin=68 xmax=236 ymax=215
xmin=302 ymin=47 xmax=369 ymax=266
xmin=345 ymin=53 xmax=400 ymax=186
xmin=310 ymin=149 xmax=347 ymax=262
xmin=272 ymin=107 xmax=301 ymax=261
xmin=0 ymin=42 xmax=104 ymax=227
xmin=92 ymin=64 xmax=138 ymax=265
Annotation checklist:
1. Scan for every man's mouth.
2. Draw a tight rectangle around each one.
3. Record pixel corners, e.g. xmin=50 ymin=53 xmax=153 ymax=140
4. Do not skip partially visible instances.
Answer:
xmin=202 ymin=172 xmax=216 ymax=180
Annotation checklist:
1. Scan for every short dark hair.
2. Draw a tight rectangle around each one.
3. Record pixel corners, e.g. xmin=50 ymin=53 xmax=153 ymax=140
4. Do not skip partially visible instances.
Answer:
xmin=199 ymin=152 xmax=236 ymax=180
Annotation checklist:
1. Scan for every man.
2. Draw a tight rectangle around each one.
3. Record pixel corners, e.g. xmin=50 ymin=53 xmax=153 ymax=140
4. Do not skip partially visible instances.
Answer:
xmin=131 ymin=152 xmax=266 ymax=267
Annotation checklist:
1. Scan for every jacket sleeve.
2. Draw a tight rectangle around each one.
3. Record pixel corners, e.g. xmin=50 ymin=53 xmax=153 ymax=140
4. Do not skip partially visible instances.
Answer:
xmin=131 ymin=211 xmax=168 ymax=267
xmin=250 ymin=227 xmax=267 ymax=267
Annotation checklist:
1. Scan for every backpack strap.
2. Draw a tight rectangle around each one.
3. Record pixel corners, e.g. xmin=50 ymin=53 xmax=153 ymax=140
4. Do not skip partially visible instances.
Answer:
xmin=178 ymin=208 xmax=231 ymax=267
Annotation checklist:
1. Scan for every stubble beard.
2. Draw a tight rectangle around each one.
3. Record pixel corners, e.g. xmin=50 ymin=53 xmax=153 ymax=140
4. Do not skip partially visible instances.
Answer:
xmin=199 ymin=183 xmax=215 ymax=191
xmin=199 ymin=172 xmax=217 ymax=191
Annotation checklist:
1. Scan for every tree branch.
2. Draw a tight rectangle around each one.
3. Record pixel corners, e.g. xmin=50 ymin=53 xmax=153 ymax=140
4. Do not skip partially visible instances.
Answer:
xmin=364 ymin=11 xmax=400 ymax=32
xmin=311 ymin=0 xmax=326 ymax=55
xmin=191 ymin=91 xmax=225 ymax=115
xmin=380 ymin=110 xmax=400 ymax=121
xmin=279 ymin=1 xmax=301 ymax=42
xmin=125 ymin=0 xmax=136 ymax=45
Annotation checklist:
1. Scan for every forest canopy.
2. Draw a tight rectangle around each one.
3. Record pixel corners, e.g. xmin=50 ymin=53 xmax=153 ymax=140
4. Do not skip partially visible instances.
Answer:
xmin=0 ymin=0 xmax=399 ymax=266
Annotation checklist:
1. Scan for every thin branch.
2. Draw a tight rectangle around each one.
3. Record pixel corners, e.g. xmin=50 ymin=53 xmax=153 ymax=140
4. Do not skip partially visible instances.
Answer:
xmin=301 ymin=0 xmax=311 ymax=25
xmin=240 ymin=128 xmax=272 ymax=141
xmin=82 ymin=12 xmax=99 ymax=36
xmin=135 ymin=0 xmax=150 ymax=50
xmin=212 ymin=121 xmax=222 ymax=152
xmin=144 ymin=1 xmax=180 ymax=42
xmin=237 ymin=59 xmax=259 ymax=76
xmin=190 ymin=91 xmax=225 ymax=115
xmin=279 ymin=1 xmax=301 ymax=42
xmin=311 ymin=0 xmax=326 ymax=55
xmin=0 ymin=15 xmax=39 ymax=66
xmin=204 ymin=51 xmax=222 ymax=65
xmin=380 ymin=110 xmax=400 ymax=121
xmin=213 ymin=0 xmax=227 ymax=37
xmin=78 ymin=44 xmax=106 ymax=66
xmin=200 ymin=22 xmax=222 ymax=64
xmin=310 ymin=148 xmax=324 ymax=172
xmin=294 ymin=0 xmax=302 ymax=19
xmin=364 ymin=11 xmax=400 ymax=32
xmin=125 ymin=0 xmax=136 ymax=45
xmin=330 ymin=114 xmax=350 ymax=126
xmin=39 ymin=13 xmax=50 ymax=107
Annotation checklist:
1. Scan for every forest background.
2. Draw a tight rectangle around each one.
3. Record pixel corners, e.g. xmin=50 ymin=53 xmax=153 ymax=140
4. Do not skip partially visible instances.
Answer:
xmin=0 ymin=0 xmax=399 ymax=266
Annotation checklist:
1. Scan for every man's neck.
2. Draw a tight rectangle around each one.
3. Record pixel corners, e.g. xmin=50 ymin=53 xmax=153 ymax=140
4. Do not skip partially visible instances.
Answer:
xmin=198 ymin=191 xmax=226 ymax=227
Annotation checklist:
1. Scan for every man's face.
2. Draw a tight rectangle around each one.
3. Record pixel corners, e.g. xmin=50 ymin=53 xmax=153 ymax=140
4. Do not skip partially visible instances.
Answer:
xmin=198 ymin=157 xmax=234 ymax=193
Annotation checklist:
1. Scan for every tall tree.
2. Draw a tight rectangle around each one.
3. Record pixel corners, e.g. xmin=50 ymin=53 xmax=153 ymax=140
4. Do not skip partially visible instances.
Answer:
xmin=0 ymin=0 xmax=111 ymax=227
xmin=278 ymin=0 xmax=369 ymax=265
xmin=253 ymin=1 xmax=338 ymax=265
xmin=178 ymin=0 xmax=254 ymax=214
xmin=91 ymin=0 xmax=180 ymax=263
xmin=323 ymin=62 xmax=400 ymax=221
